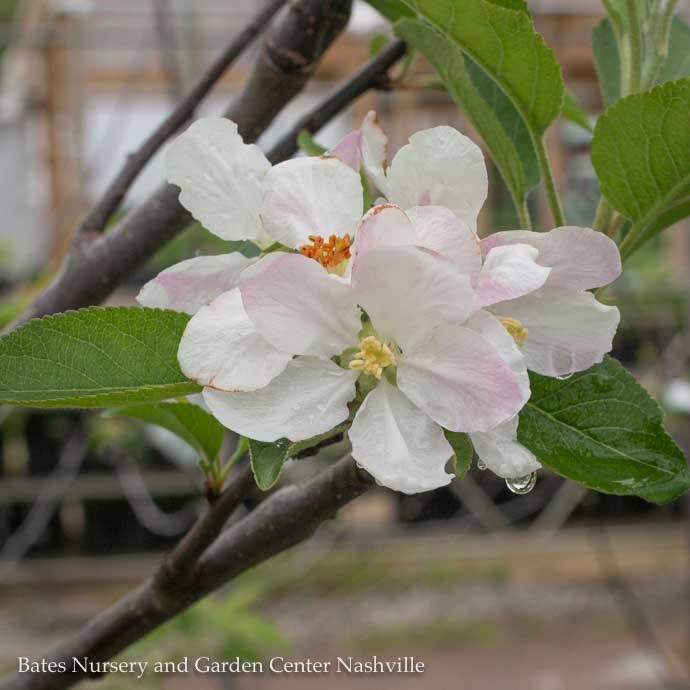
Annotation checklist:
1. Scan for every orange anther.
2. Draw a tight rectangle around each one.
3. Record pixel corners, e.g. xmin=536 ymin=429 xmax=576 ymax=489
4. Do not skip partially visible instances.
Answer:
xmin=299 ymin=233 xmax=351 ymax=271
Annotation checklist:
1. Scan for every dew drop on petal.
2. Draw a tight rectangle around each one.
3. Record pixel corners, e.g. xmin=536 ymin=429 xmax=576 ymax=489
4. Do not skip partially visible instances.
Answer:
xmin=476 ymin=459 xmax=486 ymax=471
xmin=505 ymin=472 xmax=537 ymax=495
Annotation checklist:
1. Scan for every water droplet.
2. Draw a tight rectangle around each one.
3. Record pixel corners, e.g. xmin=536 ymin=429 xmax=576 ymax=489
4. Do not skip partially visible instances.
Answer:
xmin=505 ymin=472 xmax=537 ymax=495
xmin=556 ymin=373 xmax=573 ymax=380
xmin=476 ymin=459 xmax=486 ymax=471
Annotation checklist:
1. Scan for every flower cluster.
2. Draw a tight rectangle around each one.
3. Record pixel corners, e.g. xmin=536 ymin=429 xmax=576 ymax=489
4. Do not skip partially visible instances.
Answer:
xmin=138 ymin=113 xmax=621 ymax=494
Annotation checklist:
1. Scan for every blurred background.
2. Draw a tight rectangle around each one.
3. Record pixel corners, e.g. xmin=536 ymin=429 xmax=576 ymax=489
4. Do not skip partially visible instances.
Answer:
xmin=1 ymin=1 xmax=690 ymax=689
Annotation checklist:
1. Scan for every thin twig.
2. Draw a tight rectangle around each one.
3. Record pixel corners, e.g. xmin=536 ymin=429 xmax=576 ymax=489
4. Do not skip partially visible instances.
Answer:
xmin=0 ymin=431 xmax=86 ymax=580
xmin=77 ymin=0 xmax=287 ymax=238
xmin=0 ymin=457 xmax=372 ymax=690
xmin=152 ymin=0 xmax=185 ymax=103
xmin=266 ymin=39 xmax=407 ymax=163
xmin=12 ymin=0 xmax=354 ymax=328
xmin=151 ymin=463 xmax=255 ymax=603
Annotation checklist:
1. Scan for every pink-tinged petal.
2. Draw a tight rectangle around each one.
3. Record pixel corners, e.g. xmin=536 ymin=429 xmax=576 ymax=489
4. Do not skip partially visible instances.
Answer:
xmin=397 ymin=323 xmax=525 ymax=433
xmin=385 ymin=126 xmax=488 ymax=230
xmin=470 ymin=416 xmax=541 ymax=479
xmin=481 ymin=226 xmax=622 ymax=292
xmin=136 ymin=253 xmax=256 ymax=314
xmin=353 ymin=204 xmax=482 ymax=282
xmin=178 ymin=289 xmax=291 ymax=391
xmin=351 ymin=245 xmax=473 ymax=352
xmin=352 ymin=204 xmax=416 ymax=259
xmin=493 ymin=291 xmax=620 ymax=377
xmin=167 ymin=118 xmax=271 ymax=242
xmin=474 ymin=244 xmax=551 ymax=309
xmin=260 ymin=156 xmax=363 ymax=248
xmin=465 ymin=310 xmax=530 ymax=406
xmin=360 ymin=110 xmax=389 ymax=194
xmin=240 ymin=253 xmax=361 ymax=358
xmin=349 ymin=379 xmax=453 ymax=494
xmin=203 ymin=357 xmax=358 ymax=442
xmin=406 ymin=205 xmax=481 ymax=280
xmin=329 ymin=129 xmax=362 ymax=170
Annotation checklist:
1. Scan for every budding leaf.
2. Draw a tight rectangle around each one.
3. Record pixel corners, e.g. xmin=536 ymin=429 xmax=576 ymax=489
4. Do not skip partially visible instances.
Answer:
xmin=444 ymin=430 xmax=474 ymax=479
xmin=106 ymin=402 xmax=224 ymax=462
xmin=249 ymin=423 xmax=351 ymax=491
xmin=518 ymin=357 xmax=690 ymax=504
xmin=0 ymin=307 xmax=200 ymax=408
xmin=249 ymin=438 xmax=291 ymax=491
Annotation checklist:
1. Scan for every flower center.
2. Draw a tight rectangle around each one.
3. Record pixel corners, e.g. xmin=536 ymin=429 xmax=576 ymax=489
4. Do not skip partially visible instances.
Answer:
xmin=299 ymin=234 xmax=351 ymax=272
xmin=498 ymin=316 xmax=529 ymax=347
xmin=348 ymin=336 xmax=396 ymax=379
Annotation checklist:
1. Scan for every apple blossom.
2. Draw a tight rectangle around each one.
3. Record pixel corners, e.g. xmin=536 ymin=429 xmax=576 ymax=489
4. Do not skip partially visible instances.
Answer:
xmin=137 ymin=117 xmax=364 ymax=314
xmin=349 ymin=166 xmax=621 ymax=482
xmin=178 ymin=245 xmax=530 ymax=494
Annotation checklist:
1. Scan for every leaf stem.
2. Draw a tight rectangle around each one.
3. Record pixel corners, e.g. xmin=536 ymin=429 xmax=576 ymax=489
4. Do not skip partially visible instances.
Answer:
xmin=517 ymin=200 xmax=533 ymax=231
xmin=219 ymin=436 xmax=249 ymax=484
xmin=534 ymin=136 xmax=566 ymax=227
xmin=593 ymin=196 xmax=614 ymax=233
xmin=624 ymin=0 xmax=642 ymax=95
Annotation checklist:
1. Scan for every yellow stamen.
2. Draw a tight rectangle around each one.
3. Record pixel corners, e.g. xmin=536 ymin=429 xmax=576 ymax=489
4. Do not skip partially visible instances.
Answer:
xmin=348 ymin=336 xmax=396 ymax=379
xmin=299 ymin=233 xmax=351 ymax=272
xmin=498 ymin=316 xmax=529 ymax=347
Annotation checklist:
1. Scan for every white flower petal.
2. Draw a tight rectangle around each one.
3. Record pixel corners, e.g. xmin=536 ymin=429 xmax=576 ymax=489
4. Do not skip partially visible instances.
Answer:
xmin=329 ymin=129 xmax=362 ymax=170
xmin=166 ymin=118 xmax=270 ymax=242
xmin=352 ymin=204 xmax=416 ymax=259
xmin=178 ymin=288 xmax=291 ymax=391
xmin=474 ymin=244 xmax=551 ymax=309
xmin=203 ymin=357 xmax=358 ymax=442
xmin=240 ymin=253 xmax=361 ymax=358
xmin=406 ymin=205 xmax=482 ymax=280
xmin=470 ymin=416 xmax=541 ymax=479
xmin=136 ymin=253 xmax=256 ymax=314
xmin=260 ymin=156 xmax=363 ymax=248
xmin=397 ymin=323 xmax=525 ymax=433
xmin=351 ymin=245 xmax=473 ymax=352
xmin=385 ymin=126 xmax=488 ymax=229
xmin=354 ymin=204 xmax=482 ymax=283
xmin=360 ymin=110 xmax=389 ymax=194
xmin=481 ymin=226 xmax=622 ymax=293
xmin=494 ymin=291 xmax=620 ymax=376
xmin=349 ymin=379 xmax=453 ymax=494
xmin=465 ymin=309 xmax=530 ymax=406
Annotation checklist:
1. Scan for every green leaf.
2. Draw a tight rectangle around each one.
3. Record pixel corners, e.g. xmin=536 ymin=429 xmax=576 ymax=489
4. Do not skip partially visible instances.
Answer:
xmin=397 ymin=19 xmax=540 ymax=215
xmin=0 ymin=307 xmax=200 ymax=408
xmin=107 ymin=402 xmax=224 ymax=462
xmin=248 ymin=423 xmax=351 ymax=490
xmin=248 ymin=439 xmax=291 ymax=491
xmin=445 ymin=430 xmax=474 ymax=479
xmin=592 ymin=78 xmax=690 ymax=256
xmin=562 ymin=89 xmax=593 ymax=133
xmin=369 ymin=33 xmax=391 ymax=58
xmin=362 ymin=0 xmax=414 ymax=22
xmin=366 ymin=0 xmax=528 ymax=22
xmin=593 ymin=18 xmax=621 ymax=106
xmin=297 ymin=130 xmax=327 ymax=156
xmin=401 ymin=0 xmax=564 ymax=135
xmin=659 ymin=16 xmax=690 ymax=83
xmin=518 ymin=357 xmax=690 ymax=504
